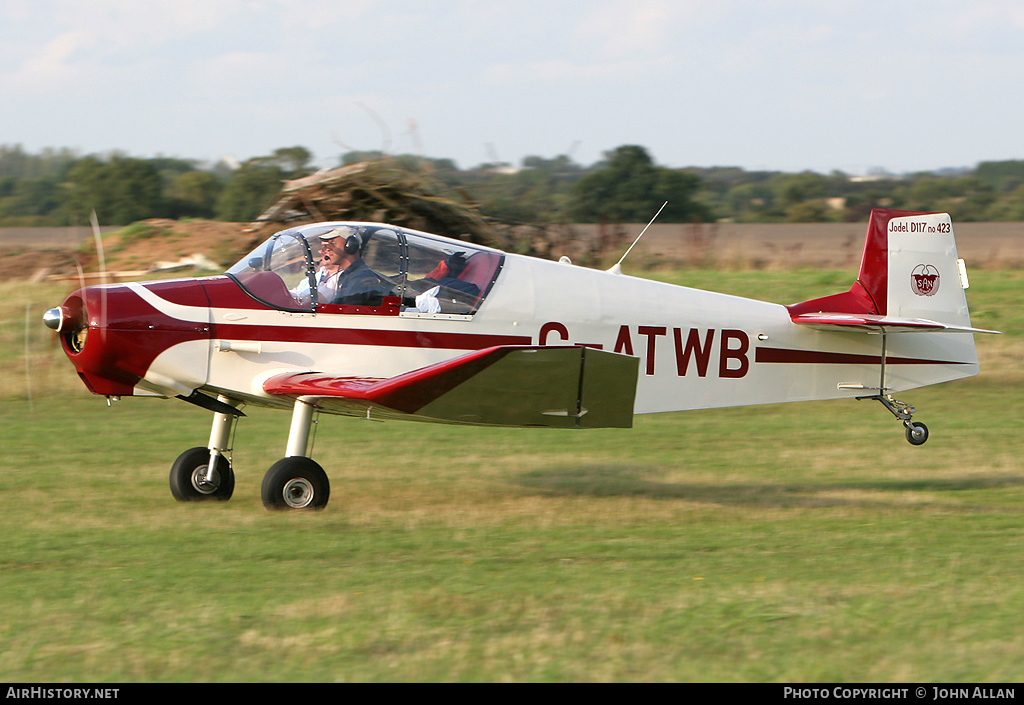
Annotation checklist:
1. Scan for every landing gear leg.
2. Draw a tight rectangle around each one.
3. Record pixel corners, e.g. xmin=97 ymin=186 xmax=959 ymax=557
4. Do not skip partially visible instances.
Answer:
xmin=204 ymin=397 xmax=241 ymax=483
xmin=261 ymin=399 xmax=330 ymax=510
xmin=170 ymin=395 xmax=243 ymax=501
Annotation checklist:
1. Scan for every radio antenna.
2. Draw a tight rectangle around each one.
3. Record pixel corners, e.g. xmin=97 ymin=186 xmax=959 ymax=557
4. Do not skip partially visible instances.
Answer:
xmin=606 ymin=201 xmax=668 ymax=275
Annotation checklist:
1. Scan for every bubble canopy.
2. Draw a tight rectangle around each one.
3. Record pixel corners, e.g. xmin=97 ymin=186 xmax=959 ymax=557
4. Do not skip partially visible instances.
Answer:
xmin=226 ymin=222 xmax=504 ymax=315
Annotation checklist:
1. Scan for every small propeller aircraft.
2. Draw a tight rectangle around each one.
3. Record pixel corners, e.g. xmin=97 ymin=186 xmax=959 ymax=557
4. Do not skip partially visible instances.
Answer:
xmin=43 ymin=208 xmax=998 ymax=510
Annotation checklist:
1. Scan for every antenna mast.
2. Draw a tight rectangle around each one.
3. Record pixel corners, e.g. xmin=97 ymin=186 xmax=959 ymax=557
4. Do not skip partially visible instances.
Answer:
xmin=607 ymin=201 xmax=668 ymax=275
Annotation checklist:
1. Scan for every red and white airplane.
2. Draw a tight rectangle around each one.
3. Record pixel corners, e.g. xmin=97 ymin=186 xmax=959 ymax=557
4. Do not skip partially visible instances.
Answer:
xmin=43 ymin=208 xmax=997 ymax=510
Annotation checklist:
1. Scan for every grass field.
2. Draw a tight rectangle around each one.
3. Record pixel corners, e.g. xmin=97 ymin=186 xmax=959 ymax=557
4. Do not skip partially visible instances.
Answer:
xmin=0 ymin=269 xmax=1021 ymax=682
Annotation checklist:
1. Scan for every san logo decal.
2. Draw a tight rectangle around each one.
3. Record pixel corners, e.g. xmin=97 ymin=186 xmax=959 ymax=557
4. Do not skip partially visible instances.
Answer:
xmin=911 ymin=264 xmax=940 ymax=297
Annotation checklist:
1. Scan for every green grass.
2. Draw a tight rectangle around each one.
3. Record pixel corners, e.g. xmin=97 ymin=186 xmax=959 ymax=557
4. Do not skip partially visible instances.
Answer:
xmin=0 ymin=270 xmax=1021 ymax=682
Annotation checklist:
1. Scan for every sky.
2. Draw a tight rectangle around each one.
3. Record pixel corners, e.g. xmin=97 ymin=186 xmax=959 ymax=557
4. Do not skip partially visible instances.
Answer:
xmin=2 ymin=0 xmax=1023 ymax=175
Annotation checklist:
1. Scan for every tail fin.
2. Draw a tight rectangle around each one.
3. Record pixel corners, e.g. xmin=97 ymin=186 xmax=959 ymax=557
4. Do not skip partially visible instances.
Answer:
xmin=786 ymin=209 xmax=997 ymax=396
xmin=789 ymin=209 xmax=986 ymax=333
xmin=859 ymin=209 xmax=972 ymax=328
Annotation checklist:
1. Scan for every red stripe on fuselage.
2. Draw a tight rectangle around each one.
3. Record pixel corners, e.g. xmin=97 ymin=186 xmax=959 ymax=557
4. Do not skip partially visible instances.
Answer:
xmin=755 ymin=347 xmax=967 ymax=366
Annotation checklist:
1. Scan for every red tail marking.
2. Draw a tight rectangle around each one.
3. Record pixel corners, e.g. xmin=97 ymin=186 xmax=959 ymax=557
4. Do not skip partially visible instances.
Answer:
xmin=786 ymin=208 xmax=939 ymax=319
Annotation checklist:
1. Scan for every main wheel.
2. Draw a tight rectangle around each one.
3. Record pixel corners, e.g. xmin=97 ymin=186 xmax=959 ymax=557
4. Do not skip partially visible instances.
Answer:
xmin=261 ymin=457 xmax=330 ymax=510
xmin=905 ymin=422 xmax=929 ymax=446
xmin=170 ymin=447 xmax=235 ymax=501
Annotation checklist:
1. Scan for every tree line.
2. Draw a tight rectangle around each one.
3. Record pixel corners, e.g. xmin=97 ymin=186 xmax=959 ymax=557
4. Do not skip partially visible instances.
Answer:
xmin=2 ymin=142 xmax=1023 ymax=228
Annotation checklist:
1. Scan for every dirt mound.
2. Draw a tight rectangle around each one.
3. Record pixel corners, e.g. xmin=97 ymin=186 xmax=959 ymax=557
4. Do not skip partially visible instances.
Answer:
xmin=249 ymin=160 xmax=505 ymax=249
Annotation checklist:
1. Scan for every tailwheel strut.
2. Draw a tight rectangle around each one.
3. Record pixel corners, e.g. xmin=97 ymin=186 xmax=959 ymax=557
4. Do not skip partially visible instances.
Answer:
xmin=855 ymin=331 xmax=929 ymax=446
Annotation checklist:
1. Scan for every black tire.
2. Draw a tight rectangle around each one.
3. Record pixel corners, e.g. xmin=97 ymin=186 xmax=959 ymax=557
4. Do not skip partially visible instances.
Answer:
xmin=905 ymin=422 xmax=929 ymax=446
xmin=261 ymin=457 xmax=330 ymax=510
xmin=170 ymin=447 xmax=235 ymax=501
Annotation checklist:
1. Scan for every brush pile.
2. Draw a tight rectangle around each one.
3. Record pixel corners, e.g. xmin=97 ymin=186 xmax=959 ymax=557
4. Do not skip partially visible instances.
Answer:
xmin=247 ymin=160 xmax=507 ymax=249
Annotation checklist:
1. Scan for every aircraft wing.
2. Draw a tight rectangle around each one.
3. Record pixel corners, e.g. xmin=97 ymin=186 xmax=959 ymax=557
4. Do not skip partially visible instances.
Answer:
xmin=791 ymin=312 xmax=1000 ymax=335
xmin=262 ymin=345 xmax=640 ymax=428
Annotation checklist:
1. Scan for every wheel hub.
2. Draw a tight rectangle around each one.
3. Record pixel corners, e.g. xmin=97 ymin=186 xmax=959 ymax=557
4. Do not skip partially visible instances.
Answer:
xmin=191 ymin=466 xmax=220 ymax=494
xmin=283 ymin=478 xmax=315 ymax=508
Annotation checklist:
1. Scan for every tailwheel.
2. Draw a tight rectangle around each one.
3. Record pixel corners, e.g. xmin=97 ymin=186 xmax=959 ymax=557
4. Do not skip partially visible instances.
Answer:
xmin=261 ymin=457 xmax=330 ymax=511
xmin=170 ymin=447 xmax=235 ymax=501
xmin=905 ymin=421 xmax=929 ymax=446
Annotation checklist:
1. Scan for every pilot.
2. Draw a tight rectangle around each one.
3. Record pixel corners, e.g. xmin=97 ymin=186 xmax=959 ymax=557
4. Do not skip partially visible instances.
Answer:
xmin=319 ymin=227 xmax=392 ymax=306
xmin=303 ymin=228 xmax=346 ymax=303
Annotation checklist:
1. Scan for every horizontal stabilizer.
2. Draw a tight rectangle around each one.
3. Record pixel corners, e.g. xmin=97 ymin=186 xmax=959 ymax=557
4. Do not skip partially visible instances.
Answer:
xmin=791 ymin=312 xmax=1000 ymax=335
xmin=263 ymin=345 xmax=640 ymax=428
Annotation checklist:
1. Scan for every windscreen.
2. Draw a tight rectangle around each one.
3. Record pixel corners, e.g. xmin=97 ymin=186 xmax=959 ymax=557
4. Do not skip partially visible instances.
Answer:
xmin=226 ymin=229 xmax=318 ymax=311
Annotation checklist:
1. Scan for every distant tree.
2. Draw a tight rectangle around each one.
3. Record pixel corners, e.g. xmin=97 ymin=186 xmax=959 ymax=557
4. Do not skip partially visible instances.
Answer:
xmin=568 ymin=146 xmax=710 ymax=223
xmin=480 ymin=168 xmax=558 ymax=223
xmin=169 ymin=170 xmax=223 ymax=219
xmin=266 ymin=146 xmax=313 ymax=177
xmin=949 ymin=177 xmax=997 ymax=221
xmin=842 ymin=192 xmax=884 ymax=222
xmin=149 ymin=156 xmax=202 ymax=183
xmin=784 ymin=200 xmax=832 ymax=223
xmin=2 ymin=177 xmax=62 ymax=216
xmin=471 ymin=154 xmax=582 ymax=223
xmin=975 ymin=160 xmax=1024 ymax=191
xmin=0 ymin=175 xmax=65 ymax=224
xmin=894 ymin=176 xmax=958 ymax=210
xmin=688 ymin=167 xmax=779 ymax=221
xmin=722 ymin=181 xmax=776 ymax=221
xmin=0 ymin=144 xmax=76 ymax=180
xmin=209 ymin=146 xmax=320 ymax=222
xmin=0 ymin=145 xmax=33 ymax=178
xmin=985 ymin=184 xmax=1024 ymax=220
xmin=342 ymin=150 xmax=386 ymax=166
xmin=775 ymin=171 xmax=830 ymax=208
xmin=215 ymin=159 xmax=284 ymax=222
xmin=894 ymin=176 xmax=995 ymax=220
xmin=65 ymin=156 xmax=167 ymax=225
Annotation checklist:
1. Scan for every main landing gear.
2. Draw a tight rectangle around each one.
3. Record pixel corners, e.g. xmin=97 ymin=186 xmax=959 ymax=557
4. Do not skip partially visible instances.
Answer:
xmin=169 ymin=396 xmax=331 ymax=510
xmin=260 ymin=399 xmax=329 ymax=510
xmin=169 ymin=397 xmax=241 ymax=502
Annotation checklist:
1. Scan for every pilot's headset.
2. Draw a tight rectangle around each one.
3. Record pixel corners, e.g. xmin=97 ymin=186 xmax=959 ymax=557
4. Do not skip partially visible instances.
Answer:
xmin=321 ymin=227 xmax=362 ymax=255
xmin=343 ymin=234 xmax=362 ymax=255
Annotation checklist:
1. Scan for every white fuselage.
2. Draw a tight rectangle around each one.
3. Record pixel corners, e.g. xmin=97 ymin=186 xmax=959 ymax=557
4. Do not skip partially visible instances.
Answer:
xmin=148 ymin=253 xmax=979 ymax=415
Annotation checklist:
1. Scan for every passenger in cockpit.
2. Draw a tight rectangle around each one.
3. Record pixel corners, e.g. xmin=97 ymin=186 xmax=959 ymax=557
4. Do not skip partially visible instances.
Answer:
xmin=418 ymin=252 xmax=481 ymax=297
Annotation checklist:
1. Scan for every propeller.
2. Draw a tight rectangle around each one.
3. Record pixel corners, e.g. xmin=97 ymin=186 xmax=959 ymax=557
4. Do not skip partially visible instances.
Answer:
xmin=90 ymin=210 xmax=108 ymax=284
xmin=42 ymin=210 xmax=109 ymax=356
xmin=90 ymin=210 xmax=108 ymax=351
xmin=24 ymin=303 xmax=34 ymax=413
xmin=33 ymin=214 xmax=107 ymax=409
